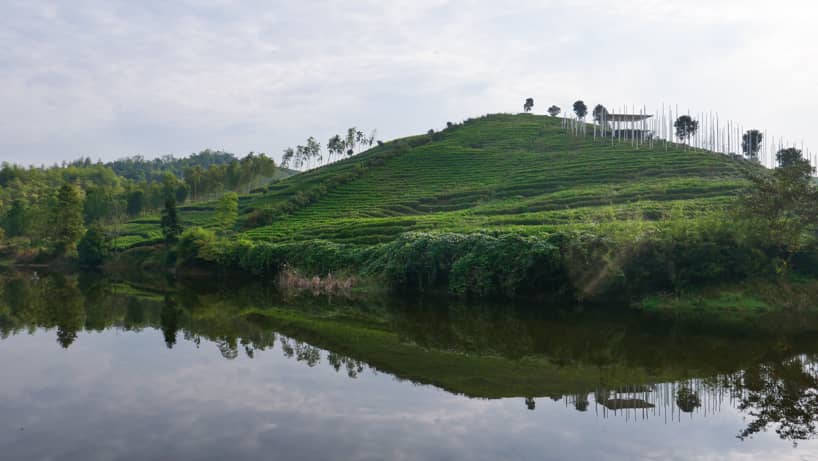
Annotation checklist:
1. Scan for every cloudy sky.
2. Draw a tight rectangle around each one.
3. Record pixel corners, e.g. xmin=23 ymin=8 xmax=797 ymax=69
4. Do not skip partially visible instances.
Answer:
xmin=1 ymin=0 xmax=815 ymax=166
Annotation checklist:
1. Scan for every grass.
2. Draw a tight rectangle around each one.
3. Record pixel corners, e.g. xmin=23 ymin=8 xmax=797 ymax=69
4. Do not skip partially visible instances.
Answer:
xmin=113 ymin=113 xmax=756 ymax=252
xmin=640 ymin=277 xmax=818 ymax=313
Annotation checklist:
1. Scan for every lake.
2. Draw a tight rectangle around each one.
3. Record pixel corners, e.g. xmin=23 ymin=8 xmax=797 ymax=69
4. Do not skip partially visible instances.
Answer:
xmin=1 ymin=271 xmax=818 ymax=460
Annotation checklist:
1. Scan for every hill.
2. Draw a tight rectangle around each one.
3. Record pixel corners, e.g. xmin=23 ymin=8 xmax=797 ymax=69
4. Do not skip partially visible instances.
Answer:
xmin=105 ymin=113 xmax=796 ymax=301
xmin=116 ymin=113 xmax=753 ymax=249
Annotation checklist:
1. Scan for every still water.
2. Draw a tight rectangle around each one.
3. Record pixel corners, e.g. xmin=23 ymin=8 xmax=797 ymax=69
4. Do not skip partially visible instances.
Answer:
xmin=2 ymin=271 xmax=818 ymax=460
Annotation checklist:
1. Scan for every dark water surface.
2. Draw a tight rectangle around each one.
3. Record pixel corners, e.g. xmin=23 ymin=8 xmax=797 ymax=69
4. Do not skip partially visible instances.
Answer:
xmin=2 ymin=271 xmax=818 ymax=460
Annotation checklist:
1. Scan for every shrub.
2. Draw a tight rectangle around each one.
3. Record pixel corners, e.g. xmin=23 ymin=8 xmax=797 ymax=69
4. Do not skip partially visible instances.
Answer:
xmin=177 ymin=227 xmax=216 ymax=264
xmin=77 ymin=225 xmax=111 ymax=267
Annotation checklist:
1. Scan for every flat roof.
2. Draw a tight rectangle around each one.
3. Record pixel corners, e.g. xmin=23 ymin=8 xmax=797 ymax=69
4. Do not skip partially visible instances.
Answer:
xmin=605 ymin=114 xmax=653 ymax=121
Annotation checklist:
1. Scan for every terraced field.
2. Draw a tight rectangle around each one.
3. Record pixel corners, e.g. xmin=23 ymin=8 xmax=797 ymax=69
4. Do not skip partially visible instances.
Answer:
xmin=116 ymin=113 xmax=756 ymax=248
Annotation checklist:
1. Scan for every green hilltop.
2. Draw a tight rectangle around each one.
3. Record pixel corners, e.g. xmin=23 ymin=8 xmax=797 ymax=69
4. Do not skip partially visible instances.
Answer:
xmin=117 ymin=113 xmax=753 ymax=249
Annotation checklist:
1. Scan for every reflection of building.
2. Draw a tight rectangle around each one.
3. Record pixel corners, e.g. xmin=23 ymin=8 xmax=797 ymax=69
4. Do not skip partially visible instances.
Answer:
xmin=598 ymin=398 xmax=655 ymax=410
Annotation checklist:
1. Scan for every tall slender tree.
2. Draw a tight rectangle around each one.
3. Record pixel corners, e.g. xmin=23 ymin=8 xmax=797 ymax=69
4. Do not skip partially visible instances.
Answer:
xmin=52 ymin=183 xmax=86 ymax=256
xmin=160 ymin=196 xmax=182 ymax=245
xmin=346 ymin=127 xmax=357 ymax=156
xmin=327 ymin=135 xmax=344 ymax=163
xmin=215 ymin=192 xmax=239 ymax=233
xmin=523 ymin=98 xmax=534 ymax=113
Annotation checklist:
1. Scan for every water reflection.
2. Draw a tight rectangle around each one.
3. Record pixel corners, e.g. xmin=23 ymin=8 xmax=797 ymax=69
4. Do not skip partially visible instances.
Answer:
xmin=2 ymin=271 xmax=818 ymax=447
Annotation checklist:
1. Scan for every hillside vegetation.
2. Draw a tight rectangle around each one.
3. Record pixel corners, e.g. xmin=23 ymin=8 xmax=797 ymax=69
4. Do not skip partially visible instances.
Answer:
xmin=107 ymin=113 xmax=816 ymax=301
xmin=118 ymin=113 xmax=752 ymax=249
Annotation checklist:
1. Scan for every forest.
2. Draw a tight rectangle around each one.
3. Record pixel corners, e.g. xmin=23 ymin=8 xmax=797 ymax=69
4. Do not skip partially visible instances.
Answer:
xmin=0 ymin=150 xmax=275 ymax=261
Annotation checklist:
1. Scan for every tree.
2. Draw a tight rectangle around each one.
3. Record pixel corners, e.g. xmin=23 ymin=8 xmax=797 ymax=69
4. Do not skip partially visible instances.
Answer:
xmin=281 ymin=147 xmax=295 ymax=169
xmin=160 ymin=295 xmax=180 ymax=348
xmin=346 ymin=127 xmax=357 ymax=156
xmin=1 ymin=199 xmax=28 ymax=237
xmin=592 ymin=104 xmax=609 ymax=124
xmin=77 ymin=224 xmax=111 ymax=267
xmin=126 ymin=190 xmax=145 ymax=216
xmin=547 ymin=105 xmax=561 ymax=117
xmin=742 ymin=130 xmax=763 ymax=161
xmin=674 ymin=115 xmax=699 ymax=145
xmin=741 ymin=148 xmax=818 ymax=272
xmin=355 ymin=130 xmax=367 ymax=150
xmin=175 ymin=184 xmax=189 ymax=204
xmin=160 ymin=196 xmax=182 ymax=244
xmin=573 ymin=100 xmax=588 ymax=120
xmin=777 ymin=147 xmax=808 ymax=169
xmin=327 ymin=135 xmax=345 ymax=163
xmin=306 ymin=137 xmax=322 ymax=167
xmin=523 ymin=98 xmax=534 ymax=113
xmin=215 ymin=192 xmax=239 ymax=232
xmin=51 ymin=183 xmax=86 ymax=256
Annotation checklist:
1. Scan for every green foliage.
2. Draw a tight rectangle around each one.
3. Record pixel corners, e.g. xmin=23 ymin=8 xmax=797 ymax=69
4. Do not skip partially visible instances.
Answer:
xmin=160 ymin=197 xmax=182 ymax=244
xmin=739 ymin=148 xmax=818 ymax=272
xmin=1 ymin=200 xmax=28 ymax=237
xmin=776 ymin=148 xmax=808 ymax=169
xmin=74 ymin=113 xmax=814 ymax=300
xmin=523 ymin=98 xmax=534 ymax=113
xmin=51 ymin=184 xmax=86 ymax=256
xmin=126 ymin=190 xmax=145 ymax=216
xmin=742 ymin=130 xmax=763 ymax=161
xmin=573 ymin=100 xmax=588 ymax=119
xmin=78 ymin=224 xmax=111 ymax=267
xmin=0 ymin=150 xmax=278 ymax=256
xmin=373 ymin=232 xmax=561 ymax=297
xmin=674 ymin=115 xmax=699 ymax=144
xmin=177 ymin=227 xmax=216 ymax=264
xmin=106 ymin=149 xmax=236 ymax=182
xmin=215 ymin=192 xmax=239 ymax=232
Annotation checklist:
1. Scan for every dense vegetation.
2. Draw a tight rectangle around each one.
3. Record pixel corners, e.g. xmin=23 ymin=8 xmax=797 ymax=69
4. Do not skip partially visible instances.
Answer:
xmin=0 ymin=150 xmax=281 ymax=260
xmin=4 ymin=113 xmax=817 ymax=303
xmin=169 ymin=114 xmax=816 ymax=300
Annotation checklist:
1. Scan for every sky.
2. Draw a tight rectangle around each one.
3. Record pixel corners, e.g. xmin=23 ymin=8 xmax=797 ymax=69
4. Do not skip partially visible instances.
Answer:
xmin=1 ymin=0 xmax=816 ymax=167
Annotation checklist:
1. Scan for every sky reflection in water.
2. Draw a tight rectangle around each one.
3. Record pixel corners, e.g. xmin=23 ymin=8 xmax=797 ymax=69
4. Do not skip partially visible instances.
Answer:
xmin=0 ymin=274 xmax=817 ymax=460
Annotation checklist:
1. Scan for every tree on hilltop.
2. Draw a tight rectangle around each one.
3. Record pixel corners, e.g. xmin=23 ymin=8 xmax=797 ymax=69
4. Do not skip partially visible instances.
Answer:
xmin=742 ymin=147 xmax=817 ymax=271
xmin=777 ymin=147 xmax=808 ymax=170
xmin=742 ymin=130 xmax=763 ymax=162
xmin=523 ymin=98 xmax=534 ymax=113
xmin=327 ymin=135 xmax=345 ymax=163
xmin=674 ymin=115 xmax=699 ymax=145
xmin=592 ymin=104 xmax=609 ymax=123
xmin=346 ymin=127 xmax=358 ymax=156
xmin=573 ymin=100 xmax=588 ymax=120
xmin=547 ymin=105 xmax=561 ymax=117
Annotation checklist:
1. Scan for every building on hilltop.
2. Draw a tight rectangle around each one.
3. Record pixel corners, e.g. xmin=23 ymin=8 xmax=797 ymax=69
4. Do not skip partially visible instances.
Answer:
xmin=602 ymin=113 xmax=654 ymax=139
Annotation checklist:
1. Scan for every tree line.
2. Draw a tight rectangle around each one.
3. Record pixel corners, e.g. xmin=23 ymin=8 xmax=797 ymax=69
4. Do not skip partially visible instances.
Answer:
xmin=524 ymin=97 xmax=770 ymax=162
xmin=0 ymin=150 xmax=275 ymax=261
xmin=281 ymin=127 xmax=378 ymax=170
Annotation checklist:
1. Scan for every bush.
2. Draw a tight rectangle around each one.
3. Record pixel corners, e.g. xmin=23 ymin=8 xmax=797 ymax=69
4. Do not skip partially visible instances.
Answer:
xmin=77 ymin=225 xmax=111 ymax=267
xmin=177 ymin=227 xmax=216 ymax=264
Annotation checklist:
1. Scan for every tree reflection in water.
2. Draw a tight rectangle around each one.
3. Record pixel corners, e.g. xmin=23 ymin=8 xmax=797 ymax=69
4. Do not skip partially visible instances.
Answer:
xmin=731 ymin=355 xmax=818 ymax=444
xmin=2 ymin=272 xmax=818 ymax=444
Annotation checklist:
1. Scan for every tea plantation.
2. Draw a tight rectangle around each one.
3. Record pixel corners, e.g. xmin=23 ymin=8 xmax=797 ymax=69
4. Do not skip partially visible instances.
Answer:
xmin=114 ymin=113 xmax=753 ymax=250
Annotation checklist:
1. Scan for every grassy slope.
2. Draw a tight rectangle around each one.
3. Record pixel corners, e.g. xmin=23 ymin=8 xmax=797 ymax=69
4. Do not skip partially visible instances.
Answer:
xmin=115 ymin=113 xmax=754 ymax=249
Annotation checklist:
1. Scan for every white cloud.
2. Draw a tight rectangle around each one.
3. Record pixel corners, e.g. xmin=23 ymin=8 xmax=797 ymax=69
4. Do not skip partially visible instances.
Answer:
xmin=0 ymin=0 xmax=815 ymax=165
